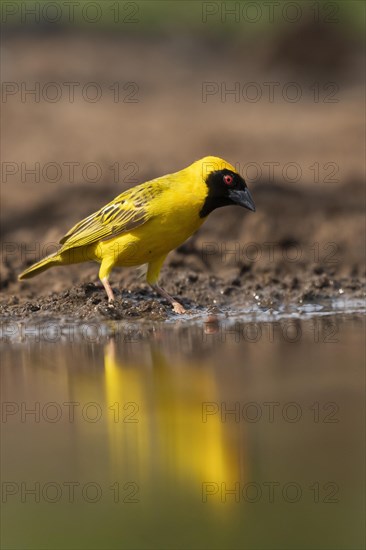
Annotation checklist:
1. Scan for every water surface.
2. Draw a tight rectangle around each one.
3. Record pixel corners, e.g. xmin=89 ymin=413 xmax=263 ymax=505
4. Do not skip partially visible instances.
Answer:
xmin=1 ymin=308 xmax=365 ymax=549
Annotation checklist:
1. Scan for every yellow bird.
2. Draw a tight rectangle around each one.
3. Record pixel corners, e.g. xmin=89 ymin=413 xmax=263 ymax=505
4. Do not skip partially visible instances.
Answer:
xmin=19 ymin=156 xmax=255 ymax=313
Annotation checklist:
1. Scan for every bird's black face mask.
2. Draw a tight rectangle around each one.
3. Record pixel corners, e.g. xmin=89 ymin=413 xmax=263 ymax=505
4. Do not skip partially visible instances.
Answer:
xmin=200 ymin=169 xmax=256 ymax=218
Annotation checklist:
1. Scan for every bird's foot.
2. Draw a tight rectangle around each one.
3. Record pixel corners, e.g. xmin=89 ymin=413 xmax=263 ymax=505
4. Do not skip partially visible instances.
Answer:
xmin=172 ymin=301 xmax=186 ymax=315
xmin=150 ymin=283 xmax=186 ymax=314
xmin=101 ymin=277 xmax=115 ymax=302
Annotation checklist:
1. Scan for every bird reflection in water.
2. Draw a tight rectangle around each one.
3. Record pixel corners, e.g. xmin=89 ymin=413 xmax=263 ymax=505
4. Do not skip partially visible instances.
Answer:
xmin=103 ymin=325 xmax=246 ymax=504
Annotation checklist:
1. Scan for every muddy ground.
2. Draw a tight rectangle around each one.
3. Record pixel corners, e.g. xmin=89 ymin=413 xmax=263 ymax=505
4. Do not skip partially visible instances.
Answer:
xmin=1 ymin=31 xmax=365 ymax=321
xmin=1 ymin=177 xmax=364 ymax=321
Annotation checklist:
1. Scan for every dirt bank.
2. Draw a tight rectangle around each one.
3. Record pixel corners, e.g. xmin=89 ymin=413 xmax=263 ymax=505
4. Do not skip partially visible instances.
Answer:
xmin=1 ymin=178 xmax=364 ymax=321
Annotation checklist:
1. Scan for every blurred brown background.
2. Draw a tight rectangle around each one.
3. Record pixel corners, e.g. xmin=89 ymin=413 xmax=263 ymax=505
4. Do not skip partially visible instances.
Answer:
xmin=1 ymin=0 xmax=365 ymax=296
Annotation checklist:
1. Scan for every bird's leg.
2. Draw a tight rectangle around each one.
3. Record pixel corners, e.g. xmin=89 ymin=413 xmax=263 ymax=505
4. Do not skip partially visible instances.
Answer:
xmin=150 ymin=284 xmax=186 ymax=314
xmin=101 ymin=277 xmax=115 ymax=302
xmin=146 ymin=256 xmax=186 ymax=314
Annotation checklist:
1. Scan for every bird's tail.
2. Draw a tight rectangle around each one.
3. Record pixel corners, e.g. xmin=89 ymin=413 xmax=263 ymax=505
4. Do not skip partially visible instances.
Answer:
xmin=18 ymin=252 xmax=61 ymax=280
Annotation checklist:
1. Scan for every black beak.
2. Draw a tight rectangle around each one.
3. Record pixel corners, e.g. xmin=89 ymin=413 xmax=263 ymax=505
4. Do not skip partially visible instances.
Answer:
xmin=228 ymin=187 xmax=256 ymax=212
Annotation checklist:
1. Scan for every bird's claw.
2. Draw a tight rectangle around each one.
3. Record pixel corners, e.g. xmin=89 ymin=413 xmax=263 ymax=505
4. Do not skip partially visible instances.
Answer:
xmin=172 ymin=301 xmax=186 ymax=314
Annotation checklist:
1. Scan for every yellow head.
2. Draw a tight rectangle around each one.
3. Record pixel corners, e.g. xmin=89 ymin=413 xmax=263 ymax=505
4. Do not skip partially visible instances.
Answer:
xmin=191 ymin=156 xmax=237 ymax=178
xmin=186 ymin=156 xmax=256 ymax=218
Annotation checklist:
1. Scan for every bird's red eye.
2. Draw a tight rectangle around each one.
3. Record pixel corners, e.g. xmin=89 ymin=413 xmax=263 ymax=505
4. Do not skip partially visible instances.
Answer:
xmin=224 ymin=174 xmax=233 ymax=185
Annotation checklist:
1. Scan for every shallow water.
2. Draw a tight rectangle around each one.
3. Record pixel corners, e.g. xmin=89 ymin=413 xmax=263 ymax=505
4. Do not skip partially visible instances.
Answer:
xmin=1 ymin=304 xmax=365 ymax=549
